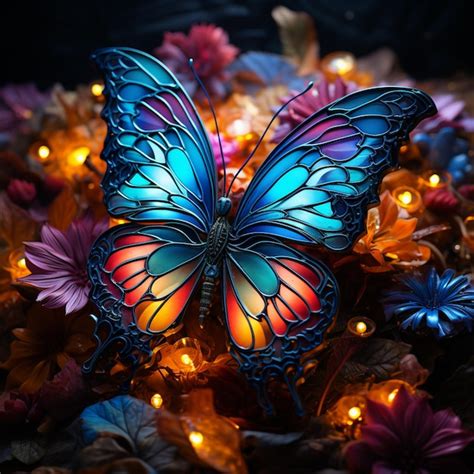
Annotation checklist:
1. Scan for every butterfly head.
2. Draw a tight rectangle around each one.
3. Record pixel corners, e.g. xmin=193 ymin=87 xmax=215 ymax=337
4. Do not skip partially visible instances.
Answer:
xmin=216 ymin=197 xmax=232 ymax=216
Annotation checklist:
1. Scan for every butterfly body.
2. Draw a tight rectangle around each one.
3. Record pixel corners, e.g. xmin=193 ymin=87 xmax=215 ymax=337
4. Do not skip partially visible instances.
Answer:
xmin=86 ymin=47 xmax=436 ymax=414
xmin=199 ymin=197 xmax=233 ymax=325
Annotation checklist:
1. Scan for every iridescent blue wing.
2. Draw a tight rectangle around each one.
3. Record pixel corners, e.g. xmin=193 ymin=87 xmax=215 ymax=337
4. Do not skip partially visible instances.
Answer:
xmin=232 ymin=87 xmax=436 ymax=250
xmin=223 ymin=237 xmax=338 ymax=414
xmin=92 ymin=47 xmax=217 ymax=233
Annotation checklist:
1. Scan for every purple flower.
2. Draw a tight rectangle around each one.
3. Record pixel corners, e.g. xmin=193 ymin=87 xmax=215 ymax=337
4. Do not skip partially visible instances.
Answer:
xmin=345 ymin=387 xmax=474 ymax=473
xmin=21 ymin=215 xmax=108 ymax=314
xmin=154 ymin=24 xmax=239 ymax=99
xmin=209 ymin=132 xmax=239 ymax=171
xmin=272 ymin=76 xmax=357 ymax=143
xmin=0 ymin=83 xmax=50 ymax=137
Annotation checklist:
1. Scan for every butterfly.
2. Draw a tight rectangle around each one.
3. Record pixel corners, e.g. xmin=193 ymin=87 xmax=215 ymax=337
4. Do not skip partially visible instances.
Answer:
xmin=85 ymin=47 xmax=436 ymax=414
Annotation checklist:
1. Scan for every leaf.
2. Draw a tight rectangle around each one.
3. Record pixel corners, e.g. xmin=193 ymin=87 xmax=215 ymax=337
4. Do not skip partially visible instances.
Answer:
xmin=347 ymin=338 xmax=412 ymax=380
xmin=0 ymin=193 xmax=36 ymax=249
xmin=242 ymin=431 xmax=302 ymax=447
xmin=272 ymin=6 xmax=319 ymax=74
xmin=47 ymin=186 xmax=78 ymax=231
xmin=11 ymin=437 xmax=46 ymax=465
xmin=80 ymin=396 xmax=189 ymax=472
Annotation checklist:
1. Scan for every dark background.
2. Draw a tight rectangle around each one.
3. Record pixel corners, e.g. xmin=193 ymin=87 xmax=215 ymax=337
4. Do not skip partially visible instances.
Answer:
xmin=1 ymin=0 xmax=472 ymax=87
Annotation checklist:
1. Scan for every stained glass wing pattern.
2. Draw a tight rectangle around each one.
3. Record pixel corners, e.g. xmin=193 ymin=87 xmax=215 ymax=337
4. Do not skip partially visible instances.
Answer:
xmin=232 ymin=87 xmax=436 ymax=251
xmin=88 ymin=223 xmax=206 ymax=334
xmin=223 ymin=238 xmax=338 ymax=413
xmin=93 ymin=47 xmax=217 ymax=233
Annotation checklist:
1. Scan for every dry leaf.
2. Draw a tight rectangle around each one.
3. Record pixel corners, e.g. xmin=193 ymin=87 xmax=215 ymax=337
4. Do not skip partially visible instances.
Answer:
xmin=48 ymin=186 xmax=78 ymax=231
xmin=272 ymin=6 xmax=319 ymax=74
xmin=0 ymin=193 xmax=36 ymax=249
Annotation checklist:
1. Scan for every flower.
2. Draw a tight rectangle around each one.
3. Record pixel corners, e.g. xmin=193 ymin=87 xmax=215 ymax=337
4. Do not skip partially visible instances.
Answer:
xmin=415 ymin=93 xmax=474 ymax=133
xmin=353 ymin=191 xmax=431 ymax=272
xmin=154 ymin=24 xmax=239 ymax=99
xmin=345 ymin=387 xmax=474 ymax=473
xmin=0 ymin=391 xmax=43 ymax=428
xmin=209 ymin=132 xmax=239 ymax=171
xmin=384 ymin=268 xmax=474 ymax=337
xmin=0 ymin=83 xmax=50 ymax=139
xmin=6 ymin=179 xmax=37 ymax=206
xmin=21 ymin=215 xmax=108 ymax=314
xmin=424 ymin=188 xmax=459 ymax=213
xmin=413 ymin=128 xmax=472 ymax=184
xmin=272 ymin=76 xmax=357 ymax=142
xmin=0 ymin=304 xmax=95 ymax=392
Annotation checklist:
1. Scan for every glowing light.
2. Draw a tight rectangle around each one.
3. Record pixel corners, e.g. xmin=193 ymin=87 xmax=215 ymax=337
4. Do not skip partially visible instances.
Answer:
xmin=91 ymin=82 xmax=104 ymax=97
xmin=321 ymin=51 xmax=356 ymax=79
xmin=188 ymin=431 xmax=204 ymax=447
xmin=355 ymin=321 xmax=367 ymax=334
xmin=348 ymin=406 xmax=362 ymax=421
xmin=17 ymin=257 xmax=27 ymax=270
xmin=399 ymin=144 xmax=408 ymax=153
xmin=397 ymin=191 xmax=413 ymax=206
xmin=180 ymin=353 xmax=193 ymax=366
xmin=428 ymin=173 xmax=441 ymax=187
xmin=67 ymin=146 xmax=90 ymax=167
xmin=388 ymin=389 xmax=399 ymax=403
xmin=150 ymin=393 xmax=163 ymax=409
xmin=227 ymin=119 xmax=253 ymax=141
xmin=37 ymin=145 xmax=51 ymax=160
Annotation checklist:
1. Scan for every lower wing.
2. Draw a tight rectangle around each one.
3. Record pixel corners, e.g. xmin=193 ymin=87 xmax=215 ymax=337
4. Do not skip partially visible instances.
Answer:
xmin=88 ymin=223 xmax=205 ymax=334
xmin=223 ymin=238 xmax=339 ymax=413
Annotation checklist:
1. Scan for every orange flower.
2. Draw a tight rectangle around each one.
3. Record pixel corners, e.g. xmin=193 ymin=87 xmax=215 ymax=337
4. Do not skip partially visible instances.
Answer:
xmin=1 ymin=304 xmax=95 ymax=393
xmin=353 ymin=191 xmax=430 ymax=272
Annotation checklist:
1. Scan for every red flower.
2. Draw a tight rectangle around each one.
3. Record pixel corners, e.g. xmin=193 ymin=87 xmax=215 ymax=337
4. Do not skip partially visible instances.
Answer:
xmin=345 ymin=387 xmax=474 ymax=473
xmin=6 ymin=178 xmax=37 ymax=206
xmin=154 ymin=24 xmax=239 ymax=99
xmin=0 ymin=391 xmax=43 ymax=427
xmin=424 ymin=188 xmax=459 ymax=213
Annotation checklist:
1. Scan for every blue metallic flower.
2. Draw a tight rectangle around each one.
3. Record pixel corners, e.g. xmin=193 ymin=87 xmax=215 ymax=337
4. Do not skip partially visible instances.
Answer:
xmin=384 ymin=268 xmax=474 ymax=338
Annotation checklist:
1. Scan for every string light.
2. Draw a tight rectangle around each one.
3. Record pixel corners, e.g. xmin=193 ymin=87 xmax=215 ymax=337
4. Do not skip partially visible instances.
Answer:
xmin=17 ymin=257 xmax=27 ymax=270
xmin=188 ymin=431 xmax=204 ymax=447
xmin=150 ymin=393 xmax=163 ymax=409
xmin=91 ymin=82 xmax=104 ymax=97
xmin=355 ymin=321 xmax=367 ymax=334
xmin=392 ymin=186 xmax=422 ymax=213
xmin=348 ymin=406 xmax=362 ymax=421
xmin=67 ymin=146 xmax=90 ymax=167
xmin=320 ymin=51 xmax=356 ymax=80
xmin=428 ymin=173 xmax=441 ymax=187
xmin=388 ymin=389 xmax=399 ymax=404
xmin=37 ymin=145 xmax=51 ymax=160
xmin=180 ymin=353 xmax=193 ymax=366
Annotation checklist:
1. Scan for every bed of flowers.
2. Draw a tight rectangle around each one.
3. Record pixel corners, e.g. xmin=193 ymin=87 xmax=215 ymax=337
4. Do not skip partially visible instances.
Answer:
xmin=0 ymin=8 xmax=473 ymax=473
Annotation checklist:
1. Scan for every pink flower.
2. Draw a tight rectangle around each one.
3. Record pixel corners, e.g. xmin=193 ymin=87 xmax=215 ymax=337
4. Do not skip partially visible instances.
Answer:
xmin=6 ymin=179 xmax=37 ymax=206
xmin=416 ymin=94 xmax=474 ymax=133
xmin=272 ymin=76 xmax=357 ymax=143
xmin=154 ymin=24 xmax=239 ymax=99
xmin=345 ymin=387 xmax=474 ymax=473
xmin=209 ymin=132 xmax=239 ymax=171
xmin=21 ymin=215 xmax=108 ymax=314
xmin=0 ymin=390 xmax=43 ymax=428
xmin=0 ymin=83 xmax=50 ymax=137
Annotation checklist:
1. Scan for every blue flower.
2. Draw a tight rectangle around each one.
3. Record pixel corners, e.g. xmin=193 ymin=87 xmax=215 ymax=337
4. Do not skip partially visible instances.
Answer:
xmin=384 ymin=268 xmax=474 ymax=338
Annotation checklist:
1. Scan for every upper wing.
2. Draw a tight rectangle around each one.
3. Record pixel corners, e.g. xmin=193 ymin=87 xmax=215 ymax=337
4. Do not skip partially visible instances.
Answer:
xmin=223 ymin=238 xmax=338 ymax=413
xmin=232 ymin=87 xmax=436 ymax=251
xmin=93 ymin=48 xmax=217 ymax=233
xmin=88 ymin=223 xmax=205 ymax=334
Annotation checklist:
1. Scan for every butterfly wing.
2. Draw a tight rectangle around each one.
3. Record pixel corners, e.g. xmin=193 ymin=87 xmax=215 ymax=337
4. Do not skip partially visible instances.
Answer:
xmin=232 ymin=87 xmax=436 ymax=250
xmin=89 ymin=224 xmax=206 ymax=335
xmin=223 ymin=238 xmax=338 ymax=413
xmin=92 ymin=47 xmax=217 ymax=233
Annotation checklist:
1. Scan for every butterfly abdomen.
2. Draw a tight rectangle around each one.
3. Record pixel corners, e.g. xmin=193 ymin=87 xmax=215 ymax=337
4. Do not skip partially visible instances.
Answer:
xmin=199 ymin=214 xmax=231 ymax=327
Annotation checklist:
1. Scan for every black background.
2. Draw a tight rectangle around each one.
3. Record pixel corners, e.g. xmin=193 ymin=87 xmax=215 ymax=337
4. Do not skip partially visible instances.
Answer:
xmin=1 ymin=0 xmax=472 ymax=88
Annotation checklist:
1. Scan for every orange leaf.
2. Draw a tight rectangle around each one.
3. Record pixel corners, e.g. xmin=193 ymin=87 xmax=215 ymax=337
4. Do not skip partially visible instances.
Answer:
xmin=0 ymin=193 xmax=36 ymax=249
xmin=48 ymin=186 xmax=78 ymax=231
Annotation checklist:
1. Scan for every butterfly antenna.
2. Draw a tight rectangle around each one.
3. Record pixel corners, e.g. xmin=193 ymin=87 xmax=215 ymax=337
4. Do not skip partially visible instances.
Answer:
xmin=225 ymin=81 xmax=314 ymax=197
xmin=189 ymin=58 xmax=227 ymax=196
